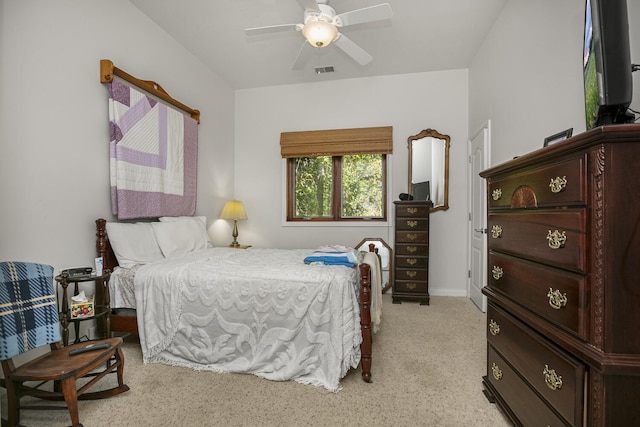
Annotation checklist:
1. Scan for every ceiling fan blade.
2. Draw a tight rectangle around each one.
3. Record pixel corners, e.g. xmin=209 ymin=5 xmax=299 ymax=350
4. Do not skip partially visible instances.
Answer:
xmin=333 ymin=33 xmax=372 ymax=66
xmin=292 ymin=42 xmax=313 ymax=70
xmin=297 ymin=0 xmax=321 ymax=13
xmin=245 ymin=24 xmax=299 ymax=36
xmin=335 ymin=3 xmax=393 ymax=27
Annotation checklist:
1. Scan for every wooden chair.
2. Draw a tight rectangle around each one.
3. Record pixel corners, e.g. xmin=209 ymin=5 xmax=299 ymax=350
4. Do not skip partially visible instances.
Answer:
xmin=0 ymin=261 xmax=129 ymax=427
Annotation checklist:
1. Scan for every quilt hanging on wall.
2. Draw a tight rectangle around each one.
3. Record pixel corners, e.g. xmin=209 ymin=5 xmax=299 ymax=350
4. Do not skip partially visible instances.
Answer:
xmin=108 ymin=79 xmax=198 ymax=219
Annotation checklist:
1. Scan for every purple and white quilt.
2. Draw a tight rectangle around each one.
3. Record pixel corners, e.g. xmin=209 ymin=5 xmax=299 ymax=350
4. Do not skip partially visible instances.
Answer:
xmin=108 ymin=80 xmax=197 ymax=219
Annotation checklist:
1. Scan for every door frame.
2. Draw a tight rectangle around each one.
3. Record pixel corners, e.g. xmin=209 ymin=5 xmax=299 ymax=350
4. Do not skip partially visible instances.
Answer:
xmin=467 ymin=121 xmax=491 ymax=312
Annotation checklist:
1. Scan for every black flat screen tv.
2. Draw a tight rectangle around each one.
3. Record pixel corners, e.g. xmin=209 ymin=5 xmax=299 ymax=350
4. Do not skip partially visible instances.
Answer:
xmin=583 ymin=0 xmax=634 ymax=129
xmin=412 ymin=181 xmax=430 ymax=201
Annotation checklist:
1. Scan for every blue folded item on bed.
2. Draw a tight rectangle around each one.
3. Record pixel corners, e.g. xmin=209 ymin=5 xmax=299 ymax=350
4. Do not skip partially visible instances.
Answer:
xmin=304 ymin=246 xmax=358 ymax=267
xmin=304 ymin=255 xmax=355 ymax=267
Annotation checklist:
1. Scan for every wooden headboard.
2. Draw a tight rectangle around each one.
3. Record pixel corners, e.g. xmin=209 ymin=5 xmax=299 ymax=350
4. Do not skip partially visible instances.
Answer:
xmin=96 ymin=218 xmax=119 ymax=271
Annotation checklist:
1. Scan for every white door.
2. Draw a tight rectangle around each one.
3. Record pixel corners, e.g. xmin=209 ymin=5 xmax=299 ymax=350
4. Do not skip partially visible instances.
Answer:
xmin=468 ymin=121 xmax=491 ymax=312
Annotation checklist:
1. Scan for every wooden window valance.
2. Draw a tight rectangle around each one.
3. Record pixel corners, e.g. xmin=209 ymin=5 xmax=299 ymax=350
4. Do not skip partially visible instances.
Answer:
xmin=280 ymin=126 xmax=393 ymax=158
xmin=100 ymin=59 xmax=200 ymax=123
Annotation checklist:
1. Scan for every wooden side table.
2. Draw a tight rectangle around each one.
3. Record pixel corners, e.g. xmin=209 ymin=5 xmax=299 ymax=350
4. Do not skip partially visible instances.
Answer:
xmin=55 ymin=271 xmax=112 ymax=346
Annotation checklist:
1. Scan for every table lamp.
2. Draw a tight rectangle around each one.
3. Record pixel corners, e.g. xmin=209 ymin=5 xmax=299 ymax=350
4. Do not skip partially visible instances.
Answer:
xmin=219 ymin=200 xmax=247 ymax=247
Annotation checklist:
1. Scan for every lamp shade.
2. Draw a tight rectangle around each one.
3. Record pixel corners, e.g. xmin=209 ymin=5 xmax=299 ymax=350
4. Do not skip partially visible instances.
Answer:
xmin=302 ymin=20 xmax=338 ymax=48
xmin=219 ymin=200 xmax=247 ymax=220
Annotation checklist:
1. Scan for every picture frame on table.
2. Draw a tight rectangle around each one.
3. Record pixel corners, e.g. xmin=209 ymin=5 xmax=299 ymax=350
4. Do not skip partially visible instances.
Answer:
xmin=544 ymin=128 xmax=573 ymax=147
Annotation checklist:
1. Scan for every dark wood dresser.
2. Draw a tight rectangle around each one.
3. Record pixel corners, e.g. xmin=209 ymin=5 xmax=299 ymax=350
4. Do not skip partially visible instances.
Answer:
xmin=393 ymin=200 xmax=431 ymax=305
xmin=480 ymin=125 xmax=640 ymax=426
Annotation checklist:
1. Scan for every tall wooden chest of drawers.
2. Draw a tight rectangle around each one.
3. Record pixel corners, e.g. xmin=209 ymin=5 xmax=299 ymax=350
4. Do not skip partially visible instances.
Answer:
xmin=393 ymin=200 xmax=431 ymax=305
xmin=480 ymin=125 xmax=640 ymax=426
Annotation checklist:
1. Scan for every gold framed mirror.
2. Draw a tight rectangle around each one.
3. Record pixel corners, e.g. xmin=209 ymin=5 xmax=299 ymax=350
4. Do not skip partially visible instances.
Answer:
xmin=407 ymin=128 xmax=450 ymax=212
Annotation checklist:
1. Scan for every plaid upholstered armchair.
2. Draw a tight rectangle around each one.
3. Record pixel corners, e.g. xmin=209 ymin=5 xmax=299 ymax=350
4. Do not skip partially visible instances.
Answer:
xmin=0 ymin=261 xmax=129 ymax=427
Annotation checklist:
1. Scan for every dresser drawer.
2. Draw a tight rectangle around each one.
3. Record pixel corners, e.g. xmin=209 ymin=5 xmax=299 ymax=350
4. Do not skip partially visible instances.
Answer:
xmin=395 ymin=268 xmax=428 ymax=282
xmin=488 ymin=154 xmax=587 ymax=209
xmin=396 ymin=231 xmax=429 ymax=244
xmin=486 ymin=345 xmax=568 ymax=426
xmin=488 ymin=252 xmax=587 ymax=340
xmin=395 ymin=256 xmax=428 ymax=269
xmin=395 ymin=244 xmax=429 ymax=256
xmin=488 ymin=210 xmax=587 ymax=273
xmin=396 ymin=218 xmax=429 ymax=230
xmin=393 ymin=280 xmax=428 ymax=294
xmin=487 ymin=303 xmax=585 ymax=426
xmin=395 ymin=204 xmax=430 ymax=218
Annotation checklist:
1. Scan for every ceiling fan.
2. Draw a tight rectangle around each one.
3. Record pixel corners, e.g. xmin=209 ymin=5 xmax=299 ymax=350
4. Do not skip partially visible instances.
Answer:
xmin=244 ymin=0 xmax=393 ymax=69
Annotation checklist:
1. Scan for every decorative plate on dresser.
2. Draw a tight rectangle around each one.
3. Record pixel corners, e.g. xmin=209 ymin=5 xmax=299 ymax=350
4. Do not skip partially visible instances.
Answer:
xmin=393 ymin=200 xmax=432 ymax=305
xmin=480 ymin=124 xmax=640 ymax=426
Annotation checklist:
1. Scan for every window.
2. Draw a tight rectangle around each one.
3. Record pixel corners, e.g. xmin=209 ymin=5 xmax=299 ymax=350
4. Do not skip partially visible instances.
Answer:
xmin=287 ymin=154 xmax=386 ymax=221
xmin=280 ymin=126 xmax=392 ymax=222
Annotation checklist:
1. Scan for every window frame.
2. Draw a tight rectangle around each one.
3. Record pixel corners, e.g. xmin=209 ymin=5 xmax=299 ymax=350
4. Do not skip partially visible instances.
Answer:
xmin=286 ymin=154 xmax=388 ymax=222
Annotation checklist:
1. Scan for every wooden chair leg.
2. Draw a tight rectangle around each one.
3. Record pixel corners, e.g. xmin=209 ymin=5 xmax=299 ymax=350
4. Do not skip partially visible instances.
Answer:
xmin=61 ymin=378 xmax=81 ymax=427
xmin=4 ymin=379 xmax=21 ymax=427
xmin=116 ymin=347 xmax=126 ymax=387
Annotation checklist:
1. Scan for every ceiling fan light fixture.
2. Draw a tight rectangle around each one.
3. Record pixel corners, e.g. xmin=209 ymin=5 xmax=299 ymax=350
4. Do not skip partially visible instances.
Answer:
xmin=302 ymin=19 xmax=338 ymax=48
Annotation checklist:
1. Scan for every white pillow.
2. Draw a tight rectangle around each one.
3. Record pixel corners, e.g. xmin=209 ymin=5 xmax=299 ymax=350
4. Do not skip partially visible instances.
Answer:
xmin=158 ymin=216 xmax=213 ymax=247
xmin=159 ymin=215 xmax=207 ymax=226
xmin=106 ymin=222 xmax=164 ymax=269
xmin=151 ymin=220 xmax=209 ymax=257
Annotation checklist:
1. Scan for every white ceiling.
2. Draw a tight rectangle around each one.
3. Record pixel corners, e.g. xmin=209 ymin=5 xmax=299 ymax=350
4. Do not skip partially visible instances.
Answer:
xmin=130 ymin=0 xmax=507 ymax=90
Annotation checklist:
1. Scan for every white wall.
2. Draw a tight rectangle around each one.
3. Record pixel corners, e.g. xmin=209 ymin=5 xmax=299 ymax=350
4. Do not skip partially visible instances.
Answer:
xmin=470 ymin=0 xmax=640 ymax=166
xmin=4 ymin=0 xmax=639 ymax=304
xmin=0 ymin=1 xmax=235 ymax=273
xmin=235 ymin=70 xmax=471 ymax=297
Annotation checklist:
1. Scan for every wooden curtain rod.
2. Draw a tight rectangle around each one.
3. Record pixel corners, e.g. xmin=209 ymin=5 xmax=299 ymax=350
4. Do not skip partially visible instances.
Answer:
xmin=100 ymin=59 xmax=200 ymax=123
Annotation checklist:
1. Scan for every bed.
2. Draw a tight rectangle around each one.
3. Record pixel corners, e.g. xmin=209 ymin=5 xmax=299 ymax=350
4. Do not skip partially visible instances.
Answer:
xmin=94 ymin=218 xmax=376 ymax=391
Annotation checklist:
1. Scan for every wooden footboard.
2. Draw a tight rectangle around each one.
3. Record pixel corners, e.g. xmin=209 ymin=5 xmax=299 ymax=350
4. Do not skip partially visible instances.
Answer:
xmin=358 ymin=262 xmax=372 ymax=382
xmin=95 ymin=218 xmax=373 ymax=382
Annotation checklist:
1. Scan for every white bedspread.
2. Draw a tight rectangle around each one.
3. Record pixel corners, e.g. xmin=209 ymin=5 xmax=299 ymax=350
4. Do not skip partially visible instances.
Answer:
xmin=134 ymin=247 xmax=362 ymax=391
xmin=109 ymin=265 xmax=140 ymax=309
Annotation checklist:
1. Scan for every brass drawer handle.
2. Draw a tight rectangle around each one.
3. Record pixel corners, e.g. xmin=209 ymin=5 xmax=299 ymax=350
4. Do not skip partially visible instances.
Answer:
xmin=489 ymin=319 xmax=500 ymax=336
xmin=492 ymin=266 xmax=503 ymax=280
xmin=406 ymin=283 xmax=417 ymax=290
xmin=492 ymin=188 xmax=502 ymax=201
xmin=406 ymin=233 xmax=418 ymax=241
xmin=547 ymin=288 xmax=567 ymax=309
xmin=407 ymin=246 xmax=418 ymax=253
xmin=407 ymin=207 xmax=418 ymax=214
xmin=491 ymin=225 xmax=503 ymax=239
xmin=549 ymin=176 xmax=567 ymax=193
xmin=407 ymin=220 xmax=418 ymax=228
xmin=406 ymin=271 xmax=417 ymax=278
xmin=546 ymin=230 xmax=567 ymax=249
xmin=491 ymin=363 xmax=503 ymax=381
xmin=407 ymin=258 xmax=417 ymax=266
xmin=543 ymin=365 xmax=563 ymax=391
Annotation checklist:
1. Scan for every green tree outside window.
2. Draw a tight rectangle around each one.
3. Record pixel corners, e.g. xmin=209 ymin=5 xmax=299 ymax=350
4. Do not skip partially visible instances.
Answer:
xmin=290 ymin=154 xmax=385 ymax=221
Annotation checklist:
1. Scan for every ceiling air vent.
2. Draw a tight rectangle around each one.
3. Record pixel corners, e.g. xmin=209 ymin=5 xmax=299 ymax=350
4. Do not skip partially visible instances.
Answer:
xmin=314 ymin=66 xmax=335 ymax=74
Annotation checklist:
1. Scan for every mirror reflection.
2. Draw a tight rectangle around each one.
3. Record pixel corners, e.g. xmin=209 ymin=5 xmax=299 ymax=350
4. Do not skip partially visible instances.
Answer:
xmin=408 ymin=129 xmax=450 ymax=212
xmin=355 ymin=238 xmax=392 ymax=294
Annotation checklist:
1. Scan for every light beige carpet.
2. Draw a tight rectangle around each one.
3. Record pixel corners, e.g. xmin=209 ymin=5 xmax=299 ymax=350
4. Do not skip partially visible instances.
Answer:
xmin=1 ymin=295 xmax=511 ymax=426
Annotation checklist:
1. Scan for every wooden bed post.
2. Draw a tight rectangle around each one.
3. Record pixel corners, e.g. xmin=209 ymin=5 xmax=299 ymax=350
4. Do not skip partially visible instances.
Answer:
xmin=96 ymin=219 xmax=118 ymax=271
xmin=96 ymin=218 xmax=108 ymax=263
xmin=95 ymin=218 xmax=111 ymax=338
xmin=358 ymin=262 xmax=372 ymax=382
